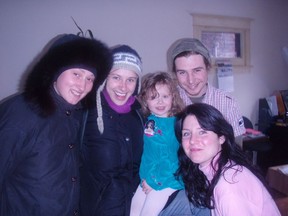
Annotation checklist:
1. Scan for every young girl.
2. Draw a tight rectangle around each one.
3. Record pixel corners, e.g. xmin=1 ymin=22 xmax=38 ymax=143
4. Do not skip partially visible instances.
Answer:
xmin=130 ymin=72 xmax=184 ymax=216
xmin=175 ymin=103 xmax=280 ymax=215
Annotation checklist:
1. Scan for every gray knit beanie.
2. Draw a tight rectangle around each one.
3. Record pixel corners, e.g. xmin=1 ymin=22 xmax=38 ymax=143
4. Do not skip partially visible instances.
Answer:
xmin=168 ymin=38 xmax=211 ymax=71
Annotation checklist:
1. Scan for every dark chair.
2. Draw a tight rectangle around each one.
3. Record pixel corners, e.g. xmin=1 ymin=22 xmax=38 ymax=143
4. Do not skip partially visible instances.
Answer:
xmin=242 ymin=116 xmax=272 ymax=171
xmin=243 ymin=116 xmax=253 ymax=129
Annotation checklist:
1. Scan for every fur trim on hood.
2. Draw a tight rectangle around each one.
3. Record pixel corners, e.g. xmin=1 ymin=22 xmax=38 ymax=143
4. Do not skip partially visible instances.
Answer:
xmin=24 ymin=34 xmax=112 ymax=116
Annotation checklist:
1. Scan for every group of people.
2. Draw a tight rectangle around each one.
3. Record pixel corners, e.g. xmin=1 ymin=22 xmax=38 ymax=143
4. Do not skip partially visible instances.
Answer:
xmin=0 ymin=33 xmax=280 ymax=216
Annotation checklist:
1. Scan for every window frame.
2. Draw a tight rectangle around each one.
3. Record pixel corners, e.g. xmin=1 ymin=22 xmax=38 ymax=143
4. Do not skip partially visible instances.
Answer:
xmin=192 ymin=13 xmax=252 ymax=68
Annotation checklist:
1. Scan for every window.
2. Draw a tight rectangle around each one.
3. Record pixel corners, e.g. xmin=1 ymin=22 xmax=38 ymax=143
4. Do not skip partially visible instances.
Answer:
xmin=192 ymin=13 xmax=252 ymax=68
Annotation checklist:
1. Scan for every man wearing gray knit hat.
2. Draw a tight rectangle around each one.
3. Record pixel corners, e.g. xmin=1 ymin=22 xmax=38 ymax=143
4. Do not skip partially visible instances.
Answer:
xmin=159 ymin=38 xmax=245 ymax=215
xmin=167 ymin=38 xmax=245 ymax=137
xmin=80 ymin=44 xmax=144 ymax=216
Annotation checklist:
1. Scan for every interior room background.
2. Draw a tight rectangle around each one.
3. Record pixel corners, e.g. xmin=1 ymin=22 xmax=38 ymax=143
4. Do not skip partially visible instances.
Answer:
xmin=1 ymin=0 xmax=288 ymax=127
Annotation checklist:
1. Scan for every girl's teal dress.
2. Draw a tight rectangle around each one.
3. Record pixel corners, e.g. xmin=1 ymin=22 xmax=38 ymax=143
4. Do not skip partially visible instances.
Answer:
xmin=140 ymin=114 xmax=183 ymax=190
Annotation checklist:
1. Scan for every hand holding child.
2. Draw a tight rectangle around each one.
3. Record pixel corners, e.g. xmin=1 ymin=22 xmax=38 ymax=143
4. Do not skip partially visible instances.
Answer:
xmin=141 ymin=179 xmax=152 ymax=194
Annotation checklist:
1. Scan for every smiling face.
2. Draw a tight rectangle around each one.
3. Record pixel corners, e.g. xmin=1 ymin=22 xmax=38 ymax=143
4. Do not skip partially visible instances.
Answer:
xmin=146 ymin=83 xmax=173 ymax=117
xmin=105 ymin=69 xmax=138 ymax=106
xmin=54 ymin=68 xmax=95 ymax=105
xmin=181 ymin=115 xmax=225 ymax=168
xmin=175 ymin=54 xmax=208 ymax=98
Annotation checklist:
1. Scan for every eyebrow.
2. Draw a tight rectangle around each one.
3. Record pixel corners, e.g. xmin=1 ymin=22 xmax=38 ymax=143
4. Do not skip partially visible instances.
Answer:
xmin=181 ymin=128 xmax=190 ymax=131
xmin=192 ymin=66 xmax=205 ymax=71
xmin=109 ymin=73 xmax=138 ymax=78
xmin=176 ymin=66 xmax=204 ymax=72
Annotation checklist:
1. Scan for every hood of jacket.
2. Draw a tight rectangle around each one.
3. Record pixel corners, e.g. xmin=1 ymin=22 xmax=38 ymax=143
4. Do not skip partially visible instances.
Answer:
xmin=23 ymin=34 xmax=113 ymax=117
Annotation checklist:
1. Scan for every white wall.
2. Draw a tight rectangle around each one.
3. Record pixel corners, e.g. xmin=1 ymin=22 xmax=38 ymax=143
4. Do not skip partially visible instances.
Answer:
xmin=1 ymin=0 xmax=288 ymax=126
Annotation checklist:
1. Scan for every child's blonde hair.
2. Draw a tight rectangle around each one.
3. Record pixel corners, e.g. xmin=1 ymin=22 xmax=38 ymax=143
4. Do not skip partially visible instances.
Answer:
xmin=138 ymin=71 xmax=184 ymax=117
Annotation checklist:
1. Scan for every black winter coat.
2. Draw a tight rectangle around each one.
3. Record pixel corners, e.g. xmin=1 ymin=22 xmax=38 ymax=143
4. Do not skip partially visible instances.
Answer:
xmin=0 ymin=94 xmax=83 ymax=216
xmin=0 ymin=34 xmax=113 ymax=216
xmin=80 ymin=94 xmax=144 ymax=216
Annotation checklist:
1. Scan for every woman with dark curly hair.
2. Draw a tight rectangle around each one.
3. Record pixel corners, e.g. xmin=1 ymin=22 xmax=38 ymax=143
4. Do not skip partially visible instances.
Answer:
xmin=174 ymin=103 xmax=280 ymax=215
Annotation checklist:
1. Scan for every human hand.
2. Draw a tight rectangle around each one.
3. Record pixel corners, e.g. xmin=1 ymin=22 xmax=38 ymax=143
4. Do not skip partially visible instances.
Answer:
xmin=141 ymin=179 xmax=152 ymax=194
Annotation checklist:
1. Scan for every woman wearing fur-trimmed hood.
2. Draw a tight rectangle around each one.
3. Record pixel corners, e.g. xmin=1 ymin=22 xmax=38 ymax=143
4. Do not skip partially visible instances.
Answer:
xmin=0 ymin=34 xmax=112 ymax=216
xmin=24 ymin=33 xmax=112 ymax=116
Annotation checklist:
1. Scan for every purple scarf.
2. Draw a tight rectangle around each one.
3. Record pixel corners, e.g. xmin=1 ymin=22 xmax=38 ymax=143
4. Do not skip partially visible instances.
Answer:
xmin=103 ymin=89 xmax=135 ymax=114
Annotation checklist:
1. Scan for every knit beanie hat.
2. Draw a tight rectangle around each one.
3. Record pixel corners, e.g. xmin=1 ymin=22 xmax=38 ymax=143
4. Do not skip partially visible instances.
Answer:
xmin=111 ymin=45 xmax=142 ymax=77
xmin=96 ymin=44 xmax=143 ymax=134
xmin=168 ymin=38 xmax=211 ymax=71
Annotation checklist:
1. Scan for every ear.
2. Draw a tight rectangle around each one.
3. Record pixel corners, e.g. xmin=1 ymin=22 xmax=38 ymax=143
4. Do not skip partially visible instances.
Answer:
xmin=219 ymin=135 xmax=225 ymax=145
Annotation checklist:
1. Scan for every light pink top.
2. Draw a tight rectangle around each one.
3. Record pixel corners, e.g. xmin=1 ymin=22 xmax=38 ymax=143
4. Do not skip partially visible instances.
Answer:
xmin=199 ymin=162 xmax=281 ymax=216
